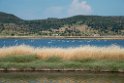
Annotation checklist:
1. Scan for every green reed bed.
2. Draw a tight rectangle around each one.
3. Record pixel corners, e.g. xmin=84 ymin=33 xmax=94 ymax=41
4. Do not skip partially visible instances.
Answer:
xmin=0 ymin=55 xmax=124 ymax=72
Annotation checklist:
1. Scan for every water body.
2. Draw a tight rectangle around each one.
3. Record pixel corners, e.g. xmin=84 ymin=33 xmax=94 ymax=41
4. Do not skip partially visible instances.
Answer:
xmin=0 ymin=72 xmax=123 ymax=83
xmin=0 ymin=38 xmax=124 ymax=48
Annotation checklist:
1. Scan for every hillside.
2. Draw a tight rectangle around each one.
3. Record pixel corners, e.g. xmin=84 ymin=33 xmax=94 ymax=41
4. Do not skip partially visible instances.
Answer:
xmin=0 ymin=12 xmax=23 ymax=23
xmin=0 ymin=12 xmax=124 ymax=36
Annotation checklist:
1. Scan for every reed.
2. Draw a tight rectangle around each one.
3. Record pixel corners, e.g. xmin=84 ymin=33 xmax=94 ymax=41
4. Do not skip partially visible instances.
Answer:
xmin=0 ymin=45 xmax=124 ymax=61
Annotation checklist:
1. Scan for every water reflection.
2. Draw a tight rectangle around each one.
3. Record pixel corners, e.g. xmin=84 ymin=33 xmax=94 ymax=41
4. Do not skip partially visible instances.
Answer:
xmin=0 ymin=72 xmax=123 ymax=83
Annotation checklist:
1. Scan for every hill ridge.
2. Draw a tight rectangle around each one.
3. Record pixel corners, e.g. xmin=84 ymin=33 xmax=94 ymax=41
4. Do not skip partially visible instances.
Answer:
xmin=0 ymin=12 xmax=124 ymax=36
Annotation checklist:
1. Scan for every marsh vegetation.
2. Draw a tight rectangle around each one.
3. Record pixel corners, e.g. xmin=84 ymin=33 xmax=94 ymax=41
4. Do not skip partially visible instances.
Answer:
xmin=0 ymin=45 xmax=124 ymax=72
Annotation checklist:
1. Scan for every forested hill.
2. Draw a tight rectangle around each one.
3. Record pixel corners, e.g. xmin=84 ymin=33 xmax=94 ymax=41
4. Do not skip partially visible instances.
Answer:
xmin=0 ymin=12 xmax=124 ymax=36
xmin=0 ymin=12 xmax=23 ymax=23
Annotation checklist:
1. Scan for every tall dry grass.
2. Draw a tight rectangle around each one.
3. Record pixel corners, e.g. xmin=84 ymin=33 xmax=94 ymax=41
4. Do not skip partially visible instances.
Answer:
xmin=0 ymin=45 xmax=124 ymax=60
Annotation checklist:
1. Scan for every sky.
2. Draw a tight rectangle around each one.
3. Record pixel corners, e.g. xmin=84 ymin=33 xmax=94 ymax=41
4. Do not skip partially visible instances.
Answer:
xmin=0 ymin=0 xmax=124 ymax=20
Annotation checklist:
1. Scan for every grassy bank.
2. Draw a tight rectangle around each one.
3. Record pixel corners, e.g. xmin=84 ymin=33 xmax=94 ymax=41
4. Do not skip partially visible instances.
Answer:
xmin=0 ymin=45 xmax=124 ymax=72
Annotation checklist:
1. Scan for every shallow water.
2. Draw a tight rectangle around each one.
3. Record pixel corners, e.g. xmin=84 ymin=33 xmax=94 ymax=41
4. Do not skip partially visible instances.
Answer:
xmin=0 ymin=38 xmax=124 ymax=47
xmin=0 ymin=72 xmax=123 ymax=83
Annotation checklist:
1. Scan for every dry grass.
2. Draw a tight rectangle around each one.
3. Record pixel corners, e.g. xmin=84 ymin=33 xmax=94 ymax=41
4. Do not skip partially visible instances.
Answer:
xmin=0 ymin=45 xmax=124 ymax=60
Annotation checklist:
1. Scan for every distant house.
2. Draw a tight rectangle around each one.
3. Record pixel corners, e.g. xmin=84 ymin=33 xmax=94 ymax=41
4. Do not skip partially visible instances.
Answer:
xmin=93 ymin=34 xmax=100 ymax=37
xmin=51 ymin=29 xmax=59 ymax=32
xmin=52 ymin=34 xmax=59 ymax=36
xmin=41 ymin=31 xmax=50 ymax=33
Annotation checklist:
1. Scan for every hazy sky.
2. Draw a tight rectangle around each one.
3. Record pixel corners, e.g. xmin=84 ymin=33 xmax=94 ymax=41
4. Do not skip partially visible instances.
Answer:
xmin=0 ymin=0 xmax=124 ymax=20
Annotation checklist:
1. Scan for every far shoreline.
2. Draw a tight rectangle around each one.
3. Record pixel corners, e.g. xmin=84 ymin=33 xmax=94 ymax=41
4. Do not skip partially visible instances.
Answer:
xmin=0 ymin=36 xmax=124 ymax=40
